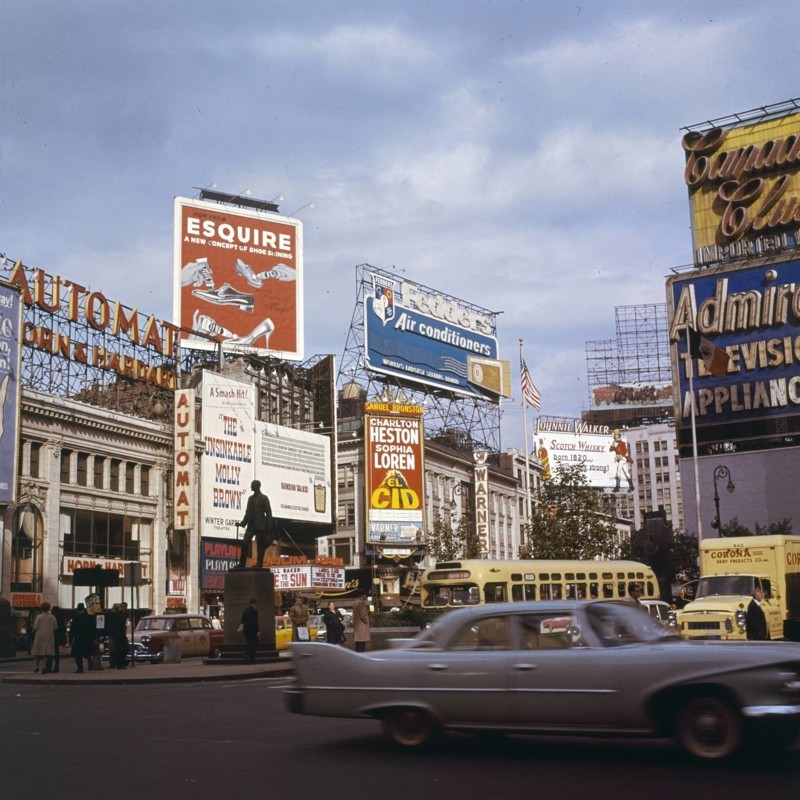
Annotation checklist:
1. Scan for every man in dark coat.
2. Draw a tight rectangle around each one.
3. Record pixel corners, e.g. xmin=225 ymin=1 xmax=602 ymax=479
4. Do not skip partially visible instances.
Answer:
xmin=237 ymin=480 xmax=274 ymax=568
xmin=746 ymin=587 xmax=770 ymax=640
xmin=69 ymin=603 xmax=97 ymax=673
xmin=241 ymin=598 xmax=260 ymax=663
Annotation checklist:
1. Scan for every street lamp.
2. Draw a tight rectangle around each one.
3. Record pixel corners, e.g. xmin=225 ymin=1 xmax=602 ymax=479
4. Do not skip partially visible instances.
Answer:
xmin=711 ymin=465 xmax=735 ymax=531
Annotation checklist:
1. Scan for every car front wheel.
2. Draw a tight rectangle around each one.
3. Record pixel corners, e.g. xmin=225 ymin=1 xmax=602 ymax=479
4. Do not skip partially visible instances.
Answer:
xmin=675 ymin=696 xmax=742 ymax=759
xmin=382 ymin=708 xmax=437 ymax=748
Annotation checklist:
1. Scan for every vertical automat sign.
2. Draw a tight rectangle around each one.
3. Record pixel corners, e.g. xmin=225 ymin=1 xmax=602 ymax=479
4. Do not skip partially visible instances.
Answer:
xmin=173 ymin=197 xmax=304 ymax=360
xmin=173 ymin=389 xmax=195 ymax=530
xmin=0 ymin=282 xmax=22 ymax=505
xmin=364 ymin=404 xmax=425 ymax=544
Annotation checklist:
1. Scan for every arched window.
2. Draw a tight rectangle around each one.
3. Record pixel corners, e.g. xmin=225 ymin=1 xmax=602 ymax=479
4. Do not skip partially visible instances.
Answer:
xmin=11 ymin=504 xmax=43 ymax=592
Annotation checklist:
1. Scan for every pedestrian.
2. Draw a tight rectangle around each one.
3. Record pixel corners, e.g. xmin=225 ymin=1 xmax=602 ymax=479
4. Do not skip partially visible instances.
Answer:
xmin=624 ymin=582 xmax=647 ymax=609
xmin=746 ymin=587 xmax=770 ymax=640
xmin=322 ymin=601 xmax=346 ymax=645
xmin=237 ymin=479 xmax=274 ymax=568
xmin=31 ymin=602 xmax=58 ymax=674
xmin=289 ymin=596 xmax=310 ymax=641
xmin=48 ymin=605 xmax=68 ymax=673
xmin=240 ymin=597 xmax=259 ymax=663
xmin=105 ymin=604 xmax=129 ymax=669
xmin=69 ymin=602 xmax=96 ymax=673
xmin=352 ymin=590 xmax=371 ymax=653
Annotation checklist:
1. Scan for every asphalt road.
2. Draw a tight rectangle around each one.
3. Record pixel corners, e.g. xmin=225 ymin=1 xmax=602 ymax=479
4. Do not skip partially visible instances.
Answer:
xmin=1 ymin=675 xmax=798 ymax=800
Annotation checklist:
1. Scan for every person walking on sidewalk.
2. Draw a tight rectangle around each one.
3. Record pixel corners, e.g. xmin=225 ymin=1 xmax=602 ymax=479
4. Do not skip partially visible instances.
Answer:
xmin=31 ymin=602 xmax=57 ymax=674
xmin=47 ymin=605 xmax=68 ymax=673
xmin=289 ymin=596 xmax=309 ymax=642
xmin=69 ymin=603 xmax=97 ymax=673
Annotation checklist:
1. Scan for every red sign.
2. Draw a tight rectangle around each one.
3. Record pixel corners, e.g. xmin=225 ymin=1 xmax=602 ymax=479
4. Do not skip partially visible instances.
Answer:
xmin=174 ymin=198 xmax=303 ymax=359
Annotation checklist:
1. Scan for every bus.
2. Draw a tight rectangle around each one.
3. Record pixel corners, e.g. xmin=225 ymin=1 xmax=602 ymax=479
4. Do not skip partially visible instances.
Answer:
xmin=420 ymin=559 xmax=659 ymax=610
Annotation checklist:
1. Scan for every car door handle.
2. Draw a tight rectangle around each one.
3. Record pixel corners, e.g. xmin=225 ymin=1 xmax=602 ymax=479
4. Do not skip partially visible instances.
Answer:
xmin=512 ymin=663 xmax=537 ymax=671
xmin=427 ymin=663 xmax=449 ymax=671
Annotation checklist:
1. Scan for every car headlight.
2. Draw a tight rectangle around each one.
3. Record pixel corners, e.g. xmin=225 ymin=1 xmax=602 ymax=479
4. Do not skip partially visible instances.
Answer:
xmin=735 ymin=609 xmax=746 ymax=632
xmin=140 ymin=634 xmax=150 ymax=644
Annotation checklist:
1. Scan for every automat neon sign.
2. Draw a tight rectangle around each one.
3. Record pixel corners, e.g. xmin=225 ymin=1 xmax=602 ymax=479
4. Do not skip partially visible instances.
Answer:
xmin=6 ymin=261 xmax=180 ymax=389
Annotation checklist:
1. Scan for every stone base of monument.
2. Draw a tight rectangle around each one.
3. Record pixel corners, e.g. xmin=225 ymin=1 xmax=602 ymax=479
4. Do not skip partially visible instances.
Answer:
xmin=204 ymin=568 xmax=280 ymax=664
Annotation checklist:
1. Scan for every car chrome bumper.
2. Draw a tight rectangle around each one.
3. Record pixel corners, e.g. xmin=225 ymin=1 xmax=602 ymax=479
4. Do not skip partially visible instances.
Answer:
xmin=742 ymin=704 xmax=800 ymax=717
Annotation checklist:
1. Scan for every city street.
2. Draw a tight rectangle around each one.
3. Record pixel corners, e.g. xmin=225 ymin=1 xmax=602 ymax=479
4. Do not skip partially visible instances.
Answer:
xmin=1 ymin=666 xmax=798 ymax=800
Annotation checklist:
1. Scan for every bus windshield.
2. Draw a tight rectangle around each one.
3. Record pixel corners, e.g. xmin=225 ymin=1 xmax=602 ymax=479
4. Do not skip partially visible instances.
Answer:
xmin=422 ymin=584 xmax=481 ymax=608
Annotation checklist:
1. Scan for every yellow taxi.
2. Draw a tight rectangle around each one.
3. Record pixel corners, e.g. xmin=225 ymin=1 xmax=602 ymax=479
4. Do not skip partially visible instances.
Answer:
xmin=275 ymin=615 xmax=320 ymax=650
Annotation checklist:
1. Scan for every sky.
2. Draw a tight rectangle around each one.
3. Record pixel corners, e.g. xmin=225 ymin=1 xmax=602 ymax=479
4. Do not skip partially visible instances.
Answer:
xmin=2 ymin=0 xmax=800 ymax=452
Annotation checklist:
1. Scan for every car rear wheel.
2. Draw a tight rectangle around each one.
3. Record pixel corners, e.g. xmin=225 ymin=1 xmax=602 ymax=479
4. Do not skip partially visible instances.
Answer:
xmin=675 ymin=696 xmax=742 ymax=759
xmin=383 ymin=708 xmax=437 ymax=748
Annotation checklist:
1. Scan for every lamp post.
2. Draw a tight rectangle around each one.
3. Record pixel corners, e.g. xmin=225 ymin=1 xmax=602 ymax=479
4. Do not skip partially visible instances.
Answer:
xmin=711 ymin=465 xmax=735 ymax=533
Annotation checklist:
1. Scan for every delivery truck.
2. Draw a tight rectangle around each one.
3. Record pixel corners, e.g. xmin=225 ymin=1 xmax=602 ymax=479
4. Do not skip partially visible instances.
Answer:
xmin=676 ymin=535 xmax=800 ymax=640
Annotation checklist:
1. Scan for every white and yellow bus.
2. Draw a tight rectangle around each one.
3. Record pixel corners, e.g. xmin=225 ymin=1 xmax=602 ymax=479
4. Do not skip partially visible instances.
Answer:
xmin=420 ymin=559 xmax=658 ymax=610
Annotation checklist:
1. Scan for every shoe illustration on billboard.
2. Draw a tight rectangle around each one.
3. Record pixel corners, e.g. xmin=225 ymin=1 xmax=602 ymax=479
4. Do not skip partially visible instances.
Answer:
xmin=227 ymin=317 xmax=275 ymax=349
xmin=181 ymin=258 xmax=215 ymax=288
xmin=192 ymin=283 xmax=255 ymax=311
xmin=188 ymin=310 xmax=234 ymax=341
xmin=235 ymin=259 xmax=296 ymax=288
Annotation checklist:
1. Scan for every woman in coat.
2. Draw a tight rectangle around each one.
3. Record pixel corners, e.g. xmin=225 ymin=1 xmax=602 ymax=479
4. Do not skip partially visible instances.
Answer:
xmin=322 ymin=601 xmax=345 ymax=645
xmin=31 ymin=601 xmax=58 ymax=673
xmin=352 ymin=591 xmax=371 ymax=653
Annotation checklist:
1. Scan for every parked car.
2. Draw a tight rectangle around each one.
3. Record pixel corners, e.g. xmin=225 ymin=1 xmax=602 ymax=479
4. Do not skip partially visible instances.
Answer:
xmin=275 ymin=615 xmax=322 ymax=650
xmin=131 ymin=614 xmax=224 ymax=662
xmin=286 ymin=599 xmax=800 ymax=760
xmin=640 ymin=599 xmax=677 ymax=630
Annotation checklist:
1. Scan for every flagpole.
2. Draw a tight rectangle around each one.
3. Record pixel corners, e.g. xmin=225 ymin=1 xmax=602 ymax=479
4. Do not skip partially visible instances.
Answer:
xmin=520 ymin=339 xmax=532 ymax=522
xmin=685 ymin=327 xmax=703 ymax=540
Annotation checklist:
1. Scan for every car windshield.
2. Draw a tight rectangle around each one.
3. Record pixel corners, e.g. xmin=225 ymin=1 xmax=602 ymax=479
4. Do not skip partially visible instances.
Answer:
xmin=136 ymin=618 xmax=173 ymax=632
xmin=422 ymin=584 xmax=480 ymax=608
xmin=586 ymin=603 xmax=673 ymax=646
xmin=696 ymin=575 xmax=756 ymax=597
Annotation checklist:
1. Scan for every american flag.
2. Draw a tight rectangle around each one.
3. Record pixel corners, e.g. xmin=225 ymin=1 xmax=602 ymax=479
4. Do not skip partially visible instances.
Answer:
xmin=520 ymin=356 xmax=541 ymax=410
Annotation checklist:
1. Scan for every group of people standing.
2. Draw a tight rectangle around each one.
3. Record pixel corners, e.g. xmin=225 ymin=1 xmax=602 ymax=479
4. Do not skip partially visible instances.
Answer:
xmin=238 ymin=589 xmax=373 ymax=662
xmin=30 ymin=601 xmax=97 ymax=673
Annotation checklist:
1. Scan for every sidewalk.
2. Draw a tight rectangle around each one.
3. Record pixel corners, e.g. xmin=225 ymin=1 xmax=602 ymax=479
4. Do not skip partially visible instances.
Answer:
xmin=0 ymin=652 xmax=295 ymax=685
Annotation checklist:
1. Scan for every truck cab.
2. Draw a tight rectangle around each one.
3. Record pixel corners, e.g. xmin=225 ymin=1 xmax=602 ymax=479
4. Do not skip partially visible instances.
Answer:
xmin=676 ymin=574 xmax=782 ymax=640
xmin=676 ymin=534 xmax=800 ymax=641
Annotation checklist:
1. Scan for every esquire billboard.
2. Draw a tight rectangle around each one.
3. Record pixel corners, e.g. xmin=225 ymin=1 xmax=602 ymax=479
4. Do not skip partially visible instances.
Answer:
xmin=173 ymin=197 xmax=304 ymax=360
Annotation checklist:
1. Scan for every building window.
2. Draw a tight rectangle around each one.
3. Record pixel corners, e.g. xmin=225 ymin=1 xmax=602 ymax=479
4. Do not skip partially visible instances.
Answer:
xmin=61 ymin=508 xmax=149 ymax=561
xmin=337 ymin=501 xmax=355 ymax=528
xmin=125 ymin=463 xmax=135 ymax=494
xmin=110 ymin=459 xmax=121 ymax=492
xmin=60 ymin=450 xmax=72 ymax=483
xmin=11 ymin=505 xmax=43 ymax=592
xmin=141 ymin=466 xmax=150 ymax=497
xmin=94 ymin=457 xmax=105 ymax=489
xmin=29 ymin=442 xmax=42 ymax=479
xmin=76 ymin=453 xmax=89 ymax=487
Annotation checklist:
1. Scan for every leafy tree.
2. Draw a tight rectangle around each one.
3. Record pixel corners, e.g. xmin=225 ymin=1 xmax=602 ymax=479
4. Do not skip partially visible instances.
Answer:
xmin=426 ymin=513 xmax=479 ymax=562
xmin=522 ymin=463 xmax=620 ymax=560
xmin=718 ymin=516 xmax=793 ymax=538
xmin=620 ymin=527 xmax=700 ymax=588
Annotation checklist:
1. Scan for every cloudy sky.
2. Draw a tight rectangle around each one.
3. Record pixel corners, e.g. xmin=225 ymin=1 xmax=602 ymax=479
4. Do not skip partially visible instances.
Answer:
xmin=2 ymin=1 xmax=798 ymax=451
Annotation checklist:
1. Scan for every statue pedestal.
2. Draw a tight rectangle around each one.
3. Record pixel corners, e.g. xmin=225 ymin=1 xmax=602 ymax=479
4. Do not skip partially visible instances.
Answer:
xmin=218 ymin=569 xmax=277 ymax=661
